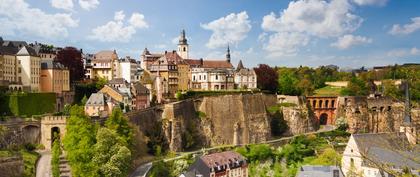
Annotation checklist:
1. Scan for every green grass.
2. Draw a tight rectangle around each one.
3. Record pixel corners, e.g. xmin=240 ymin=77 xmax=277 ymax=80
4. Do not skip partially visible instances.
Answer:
xmin=21 ymin=150 xmax=40 ymax=177
xmin=314 ymin=86 xmax=344 ymax=96
xmin=267 ymin=103 xmax=298 ymax=114
xmin=0 ymin=150 xmax=13 ymax=157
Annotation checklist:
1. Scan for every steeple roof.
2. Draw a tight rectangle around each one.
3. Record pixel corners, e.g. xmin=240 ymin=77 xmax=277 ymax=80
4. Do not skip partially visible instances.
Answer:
xmin=236 ymin=60 xmax=244 ymax=70
xmin=179 ymin=29 xmax=188 ymax=45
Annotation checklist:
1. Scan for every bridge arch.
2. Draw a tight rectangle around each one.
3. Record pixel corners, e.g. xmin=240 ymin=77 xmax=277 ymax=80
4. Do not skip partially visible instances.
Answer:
xmin=22 ymin=125 xmax=40 ymax=144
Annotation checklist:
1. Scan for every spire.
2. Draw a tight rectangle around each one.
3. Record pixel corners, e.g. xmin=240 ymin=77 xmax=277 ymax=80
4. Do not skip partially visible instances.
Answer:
xmin=236 ymin=60 xmax=244 ymax=71
xmin=226 ymin=44 xmax=231 ymax=63
xmin=179 ymin=29 xmax=188 ymax=45
xmin=142 ymin=47 xmax=150 ymax=55
xmin=403 ymin=81 xmax=412 ymax=125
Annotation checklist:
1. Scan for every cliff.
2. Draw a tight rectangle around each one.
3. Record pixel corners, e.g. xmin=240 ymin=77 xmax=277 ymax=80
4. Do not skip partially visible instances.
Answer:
xmin=336 ymin=96 xmax=418 ymax=134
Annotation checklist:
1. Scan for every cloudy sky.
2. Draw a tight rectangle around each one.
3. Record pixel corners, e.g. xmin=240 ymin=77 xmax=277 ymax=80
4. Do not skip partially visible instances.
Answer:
xmin=0 ymin=0 xmax=419 ymax=68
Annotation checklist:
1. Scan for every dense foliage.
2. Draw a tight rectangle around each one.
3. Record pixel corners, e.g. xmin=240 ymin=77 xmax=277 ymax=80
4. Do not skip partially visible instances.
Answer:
xmin=63 ymin=105 xmax=133 ymax=177
xmin=254 ymin=64 xmax=279 ymax=93
xmin=73 ymin=78 xmax=107 ymax=104
xmin=0 ymin=92 xmax=56 ymax=116
xmin=56 ymin=47 xmax=84 ymax=83
xmin=51 ymin=138 xmax=61 ymax=177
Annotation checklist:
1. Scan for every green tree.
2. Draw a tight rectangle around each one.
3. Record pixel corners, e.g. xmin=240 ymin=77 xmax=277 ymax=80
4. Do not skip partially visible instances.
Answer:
xmin=105 ymin=108 xmax=133 ymax=145
xmin=95 ymin=77 xmax=108 ymax=90
xmin=340 ymin=76 xmax=368 ymax=96
xmin=81 ymin=95 xmax=88 ymax=105
xmin=382 ymin=80 xmax=402 ymax=99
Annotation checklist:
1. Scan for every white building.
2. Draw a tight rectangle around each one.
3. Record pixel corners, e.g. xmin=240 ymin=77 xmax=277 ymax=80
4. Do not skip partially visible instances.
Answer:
xmin=234 ymin=60 xmax=257 ymax=89
xmin=16 ymin=46 xmax=41 ymax=92
xmin=118 ymin=57 xmax=137 ymax=83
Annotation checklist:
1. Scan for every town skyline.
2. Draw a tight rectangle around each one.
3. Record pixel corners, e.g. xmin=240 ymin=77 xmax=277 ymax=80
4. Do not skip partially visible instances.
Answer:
xmin=1 ymin=0 xmax=420 ymax=68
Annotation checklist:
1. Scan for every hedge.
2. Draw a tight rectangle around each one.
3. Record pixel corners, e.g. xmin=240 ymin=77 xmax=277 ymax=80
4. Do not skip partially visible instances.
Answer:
xmin=0 ymin=93 xmax=56 ymax=116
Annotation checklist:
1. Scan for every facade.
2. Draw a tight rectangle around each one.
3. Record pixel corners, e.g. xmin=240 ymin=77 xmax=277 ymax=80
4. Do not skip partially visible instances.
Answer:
xmin=234 ymin=60 xmax=257 ymax=89
xmin=99 ymin=85 xmax=132 ymax=112
xmin=131 ymin=82 xmax=150 ymax=110
xmin=297 ymin=165 xmax=343 ymax=177
xmin=16 ymin=46 xmax=41 ymax=91
xmin=119 ymin=56 xmax=137 ymax=83
xmin=0 ymin=46 xmax=18 ymax=86
xmin=84 ymin=93 xmax=109 ymax=117
xmin=183 ymin=151 xmax=248 ymax=177
xmin=140 ymin=48 xmax=163 ymax=70
xmin=40 ymin=61 xmax=70 ymax=93
xmin=341 ymin=133 xmax=419 ymax=177
xmin=91 ymin=50 xmax=118 ymax=80
xmin=306 ymin=96 xmax=339 ymax=125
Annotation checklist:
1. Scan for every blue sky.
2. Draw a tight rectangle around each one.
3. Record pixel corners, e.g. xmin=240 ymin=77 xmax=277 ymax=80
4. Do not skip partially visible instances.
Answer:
xmin=0 ymin=0 xmax=419 ymax=68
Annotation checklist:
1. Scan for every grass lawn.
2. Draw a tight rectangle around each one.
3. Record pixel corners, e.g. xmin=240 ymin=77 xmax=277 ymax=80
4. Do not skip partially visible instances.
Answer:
xmin=314 ymin=86 xmax=344 ymax=96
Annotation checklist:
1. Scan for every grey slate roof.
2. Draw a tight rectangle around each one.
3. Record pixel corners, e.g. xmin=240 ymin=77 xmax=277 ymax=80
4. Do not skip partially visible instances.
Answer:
xmin=132 ymin=82 xmax=149 ymax=95
xmin=108 ymin=78 xmax=126 ymax=85
xmin=297 ymin=165 xmax=344 ymax=177
xmin=86 ymin=93 xmax=106 ymax=106
xmin=2 ymin=40 xmax=27 ymax=48
xmin=352 ymin=133 xmax=420 ymax=170
xmin=41 ymin=61 xmax=66 ymax=70
xmin=16 ymin=46 xmax=38 ymax=56
xmin=0 ymin=46 xmax=19 ymax=55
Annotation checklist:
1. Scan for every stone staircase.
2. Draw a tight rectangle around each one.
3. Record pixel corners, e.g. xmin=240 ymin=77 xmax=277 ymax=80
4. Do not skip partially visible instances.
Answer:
xmin=58 ymin=155 xmax=71 ymax=177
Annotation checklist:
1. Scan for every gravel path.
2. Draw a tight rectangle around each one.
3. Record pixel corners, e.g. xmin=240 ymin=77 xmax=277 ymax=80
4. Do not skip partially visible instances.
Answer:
xmin=36 ymin=150 xmax=52 ymax=177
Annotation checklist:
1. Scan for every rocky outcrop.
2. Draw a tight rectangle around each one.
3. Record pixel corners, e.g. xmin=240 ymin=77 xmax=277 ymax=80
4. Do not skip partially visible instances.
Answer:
xmin=282 ymin=105 xmax=317 ymax=135
xmin=336 ymin=96 xmax=418 ymax=134
xmin=0 ymin=156 xmax=24 ymax=177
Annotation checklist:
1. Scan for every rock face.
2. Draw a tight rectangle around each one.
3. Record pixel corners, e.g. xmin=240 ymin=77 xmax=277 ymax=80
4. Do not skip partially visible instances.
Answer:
xmin=336 ymin=96 xmax=418 ymax=134
xmin=196 ymin=94 xmax=274 ymax=147
xmin=282 ymin=101 xmax=318 ymax=135
xmin=127 ymin=93 xmax=320 ymax=152
xmin=0 ymin=156 xmax=24 ymax=177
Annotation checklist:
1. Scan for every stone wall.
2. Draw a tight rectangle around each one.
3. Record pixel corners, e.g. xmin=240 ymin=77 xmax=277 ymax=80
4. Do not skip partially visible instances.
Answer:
xmin=0 ymin=156 xmax=24 ymax=177
xmin=0 ymin=118 xmax=40 ymax=149
xmin=282 ymin=103 xmax=317 ymax=135
xmin=336 ymin=96 xmax=418 ymax=134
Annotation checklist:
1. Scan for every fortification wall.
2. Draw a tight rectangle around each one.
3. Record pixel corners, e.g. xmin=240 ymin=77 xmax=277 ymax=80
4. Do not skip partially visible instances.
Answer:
xmin=0 ymin=156 xmax=24 ymax=177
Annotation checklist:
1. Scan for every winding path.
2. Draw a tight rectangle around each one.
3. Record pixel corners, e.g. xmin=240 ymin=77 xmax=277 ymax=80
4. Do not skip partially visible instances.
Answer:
xmin=36 ymin=150 xmax=52 ymax=177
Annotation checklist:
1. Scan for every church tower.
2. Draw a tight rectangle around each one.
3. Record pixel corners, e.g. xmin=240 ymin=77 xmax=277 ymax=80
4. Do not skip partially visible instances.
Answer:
xmin=226 ymin=45 xmax=231 ymax=63
xmin=177 ymin=29 xmax=189 ymax=59
xmin=400 ymin=81 xmax=417 ymax=145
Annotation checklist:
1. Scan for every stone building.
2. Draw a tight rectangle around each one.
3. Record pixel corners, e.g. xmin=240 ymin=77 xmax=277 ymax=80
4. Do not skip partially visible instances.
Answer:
xmin=16 ymin=46 xmax=41 ymax=92
xmin=234 ymin=60 xmax=257 ymax=89
xmin=140 ymin=48 xmax=163 ymax=70
xmin=307 ymin=96 xmax=339 ymax=125
xmin=182 ymin=151 xmax=248 ymax=177
xmin=39 ymin=60 xmax=70 ymax=93
xmin=90 ymin=50 xmax=118 ymax=80
xmin=0 ymin=46 xmax=18 ymax=87
xmin=131 ymin=82 xmax=150 ymax=110
xmin=84 ymin=93 xmax=110 ymax=118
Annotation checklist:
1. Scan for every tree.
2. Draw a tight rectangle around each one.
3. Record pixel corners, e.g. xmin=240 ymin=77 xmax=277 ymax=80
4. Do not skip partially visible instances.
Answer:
xmin=340 ymin=76 xmax=368 ymax=96
xmin=382 ymin=80 xmax=402 ymax=99
xmin=56 ymin=47 xmax=84 ymax=83
xmin=81 ymin=95 xmax=88 ymax=105
xmin=105 ymin=108 xmax=133 ymax=145
xmin=254 ymin=64 xmax=279 ymax=93
xmin=278 ymin=70 xmax=300 ymax=95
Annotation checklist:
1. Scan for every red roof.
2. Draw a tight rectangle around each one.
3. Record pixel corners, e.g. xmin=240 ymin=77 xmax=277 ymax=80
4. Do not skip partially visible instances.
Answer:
xmin=185 ymin=59 xmax=233 ymax=69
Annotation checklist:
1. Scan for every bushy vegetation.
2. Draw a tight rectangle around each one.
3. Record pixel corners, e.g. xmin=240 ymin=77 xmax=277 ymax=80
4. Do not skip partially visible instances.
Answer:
xmin=0 ymin=92 xmax=56 ymax=116
xmin=73 ymin=78 xmax=107 ymax=104
xmin=148 ymin=154 xmax=195 ymax=177
xmin=235 ymin=131 xmax=349 ymax=177
xmin=51 ymin=138 xmax=61 ymax=177
xmin=63 ymin=105 xmax=133 ymax=177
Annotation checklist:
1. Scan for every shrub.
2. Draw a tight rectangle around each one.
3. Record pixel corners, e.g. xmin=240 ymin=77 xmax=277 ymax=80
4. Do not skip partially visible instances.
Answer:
xmin=7 ymin=93 xmax=56 ymax=116
xmin=51 ymin=139 xmax=61 ymax=177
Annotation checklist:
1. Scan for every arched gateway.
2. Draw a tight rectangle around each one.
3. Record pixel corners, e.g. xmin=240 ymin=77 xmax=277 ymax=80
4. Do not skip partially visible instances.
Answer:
xmin=41 ymin=116 xmax=67 ymax=150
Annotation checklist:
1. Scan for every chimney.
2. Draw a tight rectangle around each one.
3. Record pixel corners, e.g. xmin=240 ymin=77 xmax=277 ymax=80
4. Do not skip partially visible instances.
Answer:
xmin=200 ymin=58 xmax=203 ymax=66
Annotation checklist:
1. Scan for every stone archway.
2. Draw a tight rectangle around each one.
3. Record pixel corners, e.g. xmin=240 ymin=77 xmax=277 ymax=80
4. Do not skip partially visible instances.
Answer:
xmin=51 ymin=127 xmax=60 ymax=146
xmin=319 ymin=113 xmax=328 ymax=125
xmin=22 ymin=125 xmax=40 ymax=144
xmin=41 ymin=116 xmax=68 ymax=150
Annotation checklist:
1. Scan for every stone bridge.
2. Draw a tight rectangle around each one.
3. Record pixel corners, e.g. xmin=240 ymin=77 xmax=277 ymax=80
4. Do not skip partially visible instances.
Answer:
xmin=0 ymin=116 xmax=68 ymax=150
xmin=306 ymin=96 xmax=338 ymax=125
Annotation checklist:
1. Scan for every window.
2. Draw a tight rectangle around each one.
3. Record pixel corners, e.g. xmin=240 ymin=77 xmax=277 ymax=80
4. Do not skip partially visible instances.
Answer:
xmin=350 ymin=158 xmax=354 ymax=166
xmin=215 ymin=75 xmax=218 ymax=80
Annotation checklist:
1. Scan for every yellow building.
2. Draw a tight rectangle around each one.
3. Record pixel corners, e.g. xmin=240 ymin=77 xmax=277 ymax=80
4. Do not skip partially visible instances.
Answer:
xmin=40 ymin=61 xmax=70 ymax=93
xmin=91 ymin=50 xmax=118 ymax=80
xmin=0 ymin=46 xmax=18 ymax=85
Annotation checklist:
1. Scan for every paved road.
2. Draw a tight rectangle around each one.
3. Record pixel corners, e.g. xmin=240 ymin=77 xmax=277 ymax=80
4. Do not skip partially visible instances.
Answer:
xmin=130 ymin=162 xmax=153 ymax=177
xmin=36 ymin=150 xmax=52 ymax=177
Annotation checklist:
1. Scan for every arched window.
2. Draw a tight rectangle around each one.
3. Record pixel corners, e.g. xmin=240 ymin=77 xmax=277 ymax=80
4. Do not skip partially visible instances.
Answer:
xmin=325 ymin=100 xmax=329 ymax=108
xmin=183 ymin=47 xmax=186 ymax=52
xmin=319 ymin=100 xmax=323 ymax=108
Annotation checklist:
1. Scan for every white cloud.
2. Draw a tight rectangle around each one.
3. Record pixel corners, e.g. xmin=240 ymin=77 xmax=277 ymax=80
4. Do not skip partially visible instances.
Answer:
xmin=0 ymin=0 xmax=78 ymax=38
xmin=78 ymin=0 xmax=99 ymax=11
xmin=352 ymin=0 xmax=388 ymax=6
xmin=261 ymin=0 xmax=363 ymax=56
xmin=201 ymin=11 xmax=251 ymax=48
xmin=387 ymin=47 xmax=420 ymax=58
xmin=51 ymin=0 xmax=74 ymax=11
xmin=264 ymin=32 xmax=310 ymax=57
xmin=389 ymin=17 xmax=420 ymax=35
xmin=129 ymin=13 xmax=149 ymax=28
xmin=89 ymin=11 xmax=148 ymax=42
xmin=331 ymin=34 xmax=372 ymax=49
xmin=114 ymin=10 xmax=125 ymax=21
